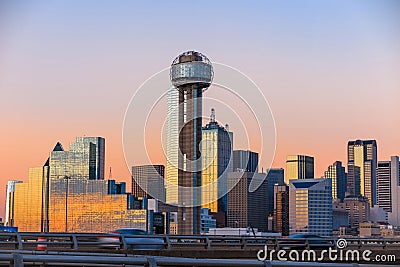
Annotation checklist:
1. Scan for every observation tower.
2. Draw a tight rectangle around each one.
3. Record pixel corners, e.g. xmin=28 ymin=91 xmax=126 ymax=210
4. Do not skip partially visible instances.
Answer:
xmin=170 ymin=51 xmax=213 ymax=234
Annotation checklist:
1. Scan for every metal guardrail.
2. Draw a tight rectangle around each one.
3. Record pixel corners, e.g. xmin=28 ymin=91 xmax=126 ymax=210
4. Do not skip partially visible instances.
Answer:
xmin=1 ymin=232 xmax=400 ymax=251
xmin=0 ymin=253 xmax=396 ymax=267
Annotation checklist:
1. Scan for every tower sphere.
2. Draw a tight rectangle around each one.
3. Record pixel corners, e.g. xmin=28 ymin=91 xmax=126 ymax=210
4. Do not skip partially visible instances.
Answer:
xmin=170 ymin=51 xmax=213 ymax=88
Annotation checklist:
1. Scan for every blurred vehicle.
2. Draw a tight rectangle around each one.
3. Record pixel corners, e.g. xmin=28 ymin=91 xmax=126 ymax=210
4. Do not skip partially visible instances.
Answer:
xmin=98 ymin=228 xmax=164 ymax=250
xmin=278 ymin=234 xmax=333 ymax=250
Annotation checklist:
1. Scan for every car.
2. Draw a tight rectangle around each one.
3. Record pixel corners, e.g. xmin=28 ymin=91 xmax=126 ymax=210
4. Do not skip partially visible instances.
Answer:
xmin=278 ymin=234 xmax=333 ymax=250
xmin=98 ymin=228 xmax=164 ymax=250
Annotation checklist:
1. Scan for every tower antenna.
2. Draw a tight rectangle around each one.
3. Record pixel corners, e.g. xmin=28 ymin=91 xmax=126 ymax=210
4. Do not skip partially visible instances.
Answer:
xmin=210 ymin=108 xmax=215 ymax=123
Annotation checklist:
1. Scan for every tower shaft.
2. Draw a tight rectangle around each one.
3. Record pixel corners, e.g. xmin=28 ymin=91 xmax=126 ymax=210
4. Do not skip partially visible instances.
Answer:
xmin=178 ymin=85 xmax=202 ymax=235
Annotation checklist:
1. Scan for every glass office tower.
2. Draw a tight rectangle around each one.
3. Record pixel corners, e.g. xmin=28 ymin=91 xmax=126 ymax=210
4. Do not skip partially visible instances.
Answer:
xmin=289 ymin=178 xmax=333 ymax=236
xmin=347 ymin=140 xmax=377 ymax=206
xmin=201 ymin=109 xmax=233 ymax=213
xmin=285 ymin=155 xmax=314 ymax=184
xmin=323 ymin=161 xmax=347 ymax=202
xmin=5 ymin=180 xmax=22 ymax=227
xmin=10 ymin=138 xmax=151 ymax=233
xmin=12 ymin=166 xmax=49 ymax=232
xmin=69 ymin=137 xmax=105 ymax=180
xmin=132 ymin=165 xmax=166 ymax=201
xmin=232 ymin=150 xmax=259 ymax=172
xmin=166 ymin=86 xmax=179 ymax=204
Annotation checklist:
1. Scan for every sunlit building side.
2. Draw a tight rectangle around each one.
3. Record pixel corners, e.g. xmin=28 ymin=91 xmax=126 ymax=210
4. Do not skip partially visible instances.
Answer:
xmin=285 ymin=155 xmax=314 ymax=184
xmin=201 ymin=109 xmax=233 ymax=213
xmin=4 ymin=180 xmax=22 ymax=227
xmin=166 ymin=86 xmax=179 ymax=204
xmin=289 ymin=178 xmax=332 ymax=236
xmin=347 ymin=140 xmax=377 ymax=206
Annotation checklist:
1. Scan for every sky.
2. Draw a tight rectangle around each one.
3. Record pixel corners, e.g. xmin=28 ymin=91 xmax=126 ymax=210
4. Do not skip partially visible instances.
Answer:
xmin=0 ymin=0 xmax=399 ymax=218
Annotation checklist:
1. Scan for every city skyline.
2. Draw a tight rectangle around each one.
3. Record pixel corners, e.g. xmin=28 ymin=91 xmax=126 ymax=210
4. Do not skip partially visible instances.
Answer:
xmin=1 ymin=1 xmax=399 ymax=218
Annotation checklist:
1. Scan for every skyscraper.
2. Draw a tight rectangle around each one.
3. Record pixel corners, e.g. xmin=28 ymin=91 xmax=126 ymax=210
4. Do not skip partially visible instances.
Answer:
xmin=323 ymin=161 xmax=347 ymax=202
xmin=266 ymin=168 xmax=285 ymax=216
xmin=132 ymin=165 xmax=165 ymax=201
xmin=347 ymin=165 xmax=361 ymax=196
xmin=377 ymin=161 xmax=393 ymax=213
xmin=285 ymin=155 xmax=314 ymax=184
xmin=273 ymin=184 xmax=289 ymax=236
xmin=227 ymin=172 xmax=268 ymax=231
xmin=232 ymin=150 xmax=259 ymax=172
xmin=12 ymin=166 xmax=49 ymax=232
xmin=166 ymin=86 xmax=179 ymax=204
xmin=5 ymin=180 xmax=22 ymax=227
xmin=347 ymin=140 xmax=377 ymax=206
xmin=170 ymin=51 xmax=213 ymax=234
xmin=379 ymin=156 xmax=400 ymax=226
xmin=201 ymin=108 xmax=233 ymax=213
xmin=289 ymin=178 xmax=332 ymax=236
xmin=69 ymin=137 xmax=105 ymax=180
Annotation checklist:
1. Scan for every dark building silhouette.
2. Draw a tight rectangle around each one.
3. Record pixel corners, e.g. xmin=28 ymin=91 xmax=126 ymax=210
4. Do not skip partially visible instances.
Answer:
xmin=233 ymin=150 xmax=258 ymax=172
xmin=273 ymin=184 xmax=289 ymax=236
xmin=132 ymin=165 xmax=165 ymax=202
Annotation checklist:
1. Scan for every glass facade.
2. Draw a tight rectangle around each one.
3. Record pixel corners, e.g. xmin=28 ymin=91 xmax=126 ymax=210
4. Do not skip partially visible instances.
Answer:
xmin=347 ymin=140 xmax=377 ymax=206
xmin=13 ymin=167 xmax=49 ymax=232
xmin=5 ymin=180 xmax=22 ymax=227
xmin=227 ymin=172 xmax=269 ymax=231
xmin=232 ymin=150 xmax=259 ymax=173
xmin=69 ymin=137 xmax=105 ymax=180
xmin=49 ymin=178 xmax=147 ymax=233
xmin=289 ymin=178 xmax=333 ymax=236
xmin=166 ymin=86 xmax=179 ymax=204
xmin=132 ymin=165 xmax=165 ymax=201
xmin=323 ymin=161 xmax=347 ymax=202
xmin=266 ymin=168 xmax=284 ymax=216
xmin=201 ymin=115 xmax=233 ymax=213
xmin=285 ymin=155 xmax=314 ymax=184
xmin=10 ymin=138 xmax=150 ymax=233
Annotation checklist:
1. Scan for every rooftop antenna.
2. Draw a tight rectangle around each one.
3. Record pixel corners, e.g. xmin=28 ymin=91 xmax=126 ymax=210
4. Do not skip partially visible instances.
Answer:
xmin=109 ymin=167 xmax=112 ymax=180
xmin=210 ymin=108 xmax=215 ymax=123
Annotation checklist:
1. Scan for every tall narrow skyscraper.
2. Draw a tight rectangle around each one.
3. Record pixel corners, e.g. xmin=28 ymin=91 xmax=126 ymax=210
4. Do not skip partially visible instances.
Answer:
xmin=285 ymin=155 xmax=314 ymax=184
xmin=376 ymin=156 xmax=400 ymax=226
xmin=377 ymin=161 xmax=393 ymax=213
xmin=170 ymin=51 xmax=213 ymax=235
xmin=273 ymin=184 xmax=289 ymax=236
xmin=347 ymin=140 xmax=377 ymax=206
xmin=201 ymin=108 xmax=233 ymax=213
xmin=266 ymin=168 xmax=285 ymax=216
xmin=166 ymin=86 xmax=179 ymax=204
xmin=5 ymin=180 xmax=22 ymax=227
xmin=323 ymin=161 xmax=347 ymax=202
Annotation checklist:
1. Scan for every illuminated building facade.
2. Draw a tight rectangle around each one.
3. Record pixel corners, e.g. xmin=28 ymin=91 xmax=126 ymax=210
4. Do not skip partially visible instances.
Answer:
xmin=9 ymin=137 xmax=151 ymax=233
xmin=12 ymin=166 xmax=49 ymax=232
xmin=289 ymin=178 xmax=333 ymax=236
xmin=166 ymin=86 xmax=179 ymax=204
xmin=201 ymin=108 xmax=233 ymax=213
xmin=323 ymin=161 xmax=347 ymax=202
xmin=170 ymin=51 xmax=213 ymax=234
xmin=273 ymin=184 xmax=289 ymax=236
xmin=5 ymin=180 xmax=22 ymax=227
xmin=285 ymin=155 xmax=314 ymax=184
xmin=347 ymin=140 xmax=377 ymax=206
